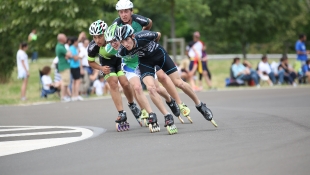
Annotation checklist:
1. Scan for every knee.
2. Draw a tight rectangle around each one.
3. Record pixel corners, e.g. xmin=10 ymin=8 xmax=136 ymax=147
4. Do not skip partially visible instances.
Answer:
xmin=146 ymin=85 xmax=157 ymax=95
xmin=109 ymin=81 xmax=119 ymax=89
xmin=133 ymin=84 xmax=143 ymax=94
xmin=175 ymin=79 xmax=185 ymax=89
xmin=119 ymin=79 xmax=130 ymax=88
xmin=157 ymin=73 xmax=168 ymax=83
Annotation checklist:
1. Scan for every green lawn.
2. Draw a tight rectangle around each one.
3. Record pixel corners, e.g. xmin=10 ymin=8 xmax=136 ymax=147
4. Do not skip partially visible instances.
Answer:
xmin=0 ymin=57 xmax=304 ymax=105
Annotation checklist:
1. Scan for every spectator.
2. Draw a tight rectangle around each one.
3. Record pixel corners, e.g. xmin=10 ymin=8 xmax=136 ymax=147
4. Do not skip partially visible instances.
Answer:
xmin=78 ymin=31 xmax=87 ymax=49
xmin=16 ymin=42 xmax=29 ymax=101
xmin=231 ymin=57 xmax=260 ymax=87
xmin=186 ymin=31 xmax=204 ymax=91
xmin=92 ymin=75 xmax=109 ymax=96
xmin=198 ymin=44 xmax=214 ymax=89
xmin=270 ymin=60 xmax=285 ymax=85
xmin=178 ymin=60 xmax=190 ymax=83
xmin=78 ymin=39 xmax=91 ymax=96
xmin=69 ymin=37 xmax=83 ymax=101
xmin=295 ymin=34 xmax=309 ymax=64
xmin=51 ymin=56 xmax=72 ymax=97
xmin=28 ymin=29 xmax=38 ymax=62
xmin=278 ymin=56 xmax=297 ymax=86
xmin=302 ymin=59 xmax=310 ymax=83
xmin=257 ymin=55 xmax=276 ymax=86
xmin=56 ymin=33 xmax=72 ymax=102
xmin=40 ymin=66 xmax=60 ymax=97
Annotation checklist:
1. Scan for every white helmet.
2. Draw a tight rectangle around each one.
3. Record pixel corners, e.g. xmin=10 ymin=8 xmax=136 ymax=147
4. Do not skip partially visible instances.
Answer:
xmin=89 ymin=20 xmax=108 ymax=36
xmin=116 ymin=0 xmax=133 ymax=10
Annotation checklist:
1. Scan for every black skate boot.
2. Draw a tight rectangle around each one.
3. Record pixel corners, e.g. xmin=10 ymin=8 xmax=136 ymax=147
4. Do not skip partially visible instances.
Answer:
xmin=128 ymin=102 xmax=142 ymax=126
xmin=164 ymin=114 xmax=178 ymax=135
xmin=166 ymin=97 xmax=180 ymax=117
xmin=196 ymin=102 xmax=218 ymax=127
xmin=115 ymin=111 xmax=129 ymax=132
xmin=148 ymin=113 xmax=160 ymax=133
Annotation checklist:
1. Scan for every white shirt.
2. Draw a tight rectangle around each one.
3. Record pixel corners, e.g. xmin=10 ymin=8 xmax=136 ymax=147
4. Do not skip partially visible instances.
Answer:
xmin=41 ymin=75 xmax=52 ymax=90
xmin=79 ymin=45 xmax=89 ymax=67
xmin=93 ymin=79 xmax=104 ymax=96
xmin=16 ymin=49 xmax=29 ymax=78
xmin=188 ymin=41 xmax=203 ymax=58
xmin=258 ymin=61 xmax=272 ymax=74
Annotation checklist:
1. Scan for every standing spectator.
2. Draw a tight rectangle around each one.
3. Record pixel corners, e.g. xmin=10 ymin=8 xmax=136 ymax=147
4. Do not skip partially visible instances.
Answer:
xmin=302 ymin=59 xmax=310 ymax=83
xmin=28 ymin=29 xmax=38 ymax=62
xmin=17 ymin=42 xmax=29 ymax=101
xmin=278 ymin=56 xmax=297 ymax=86
xmin=231 ymin=57 xmax=260 ymax=87
xmin=199 ymin=44 xmax=213 ymax=89
xmin=295 ymin=34 xmax=310 ymax=64
xmin=257 ymin=55 xmax=276 ymax=85
xmin=69 ymin=37 xmax=83 ymax=101
xmin=56 ymin=33 xmax=72 ymax=102
xmin=79 ymin=39 xmax=91 ymax=95
xmin=78 ymin=31 xmax=87 ymax=49
xmin=187 ymin=31 xmax=203 ymax=91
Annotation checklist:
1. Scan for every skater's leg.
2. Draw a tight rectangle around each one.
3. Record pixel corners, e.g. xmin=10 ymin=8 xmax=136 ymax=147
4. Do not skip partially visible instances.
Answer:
xmin=156 ymin=70 xmax=182 ymax=104
xmin=106 ymin=76 xmax=124 ymax=111
xmin=168 ymin=71 xmax=200 ymax=105
xmin=129 ymin=76 xmax=153 ymax=113
xmin=118 ymin=75 xmax=134 ymax=103
xmin=143 ymin=76 xmax=169 ymax=116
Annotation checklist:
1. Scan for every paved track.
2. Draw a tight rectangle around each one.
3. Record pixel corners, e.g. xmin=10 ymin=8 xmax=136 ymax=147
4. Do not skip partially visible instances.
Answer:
xmin=1 ymin=87 xmax=310 ymax=175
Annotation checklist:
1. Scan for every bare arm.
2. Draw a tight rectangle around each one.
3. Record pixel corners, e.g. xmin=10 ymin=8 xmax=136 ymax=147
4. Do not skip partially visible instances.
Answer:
xmin=155 ymin=32 xmax=161 ymax=42
xmin=142 ymin=19 xmax=152 ymax=30
xmin=88 ymin=61 xmax=110 ymax=74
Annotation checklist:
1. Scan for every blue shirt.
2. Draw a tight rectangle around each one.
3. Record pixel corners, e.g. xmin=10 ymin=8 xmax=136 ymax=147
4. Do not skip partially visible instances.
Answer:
xmin=295 ymin=40 xmax=308 ymax=61
xmin=232 ymin=63 xmax=246 ymax=78
xmin=69 ymin=45 xmax=80 ymax=68
xmin=302 ymin=64 xmax=310 ymax=74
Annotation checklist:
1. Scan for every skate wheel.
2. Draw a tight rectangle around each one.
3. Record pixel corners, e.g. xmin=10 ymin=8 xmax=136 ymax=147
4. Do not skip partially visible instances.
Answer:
xmin=116 ymin=123 xmax=122 ymax=132
xmin=178 ymin=116 xmax=184 ymax=124
xmin=187 ymin=116 xmax=193 ymax=123
xmin=144 ymin=119 xmax=149 ymax=127
xmin=126 ymin=123 xmax=130 ymax=130
xmin=211 ymin=119 xmax=218 ymax=127
xmin=149 ymin=124 xmax=153 ymax=133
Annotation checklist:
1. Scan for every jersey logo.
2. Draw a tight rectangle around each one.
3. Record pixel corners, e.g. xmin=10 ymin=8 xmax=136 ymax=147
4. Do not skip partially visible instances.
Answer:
xmin=136 ymin=17 xmax=148 ymax=23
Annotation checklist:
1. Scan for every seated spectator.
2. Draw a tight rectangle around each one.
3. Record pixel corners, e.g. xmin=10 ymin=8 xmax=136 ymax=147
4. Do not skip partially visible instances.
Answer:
xmin=92 ymin=75 xmax=109 ymax=96
xmin=257 ymin=55 xmax=276 ymax=86
xmin=278 ymin=56 xmax=297 ymax=86
xmin=40 ymin=66 xmax=60 ymax=98
xmin=178 ymin=58 xmax=190 ymax=82
xmin=231 ymin=57 xmax=260 ymax=87
xmin=302 ymin=59 xmax=310 ymax=83
xmin=270 ymin=60 xmax=285 ymax=85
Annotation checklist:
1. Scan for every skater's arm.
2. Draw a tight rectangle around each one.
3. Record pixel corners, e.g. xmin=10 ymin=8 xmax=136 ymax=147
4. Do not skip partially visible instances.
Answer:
xmin=143 ymin=18 xmax=152 ymax=30
xmin=155 ymin=32 xmax=161 ymax=42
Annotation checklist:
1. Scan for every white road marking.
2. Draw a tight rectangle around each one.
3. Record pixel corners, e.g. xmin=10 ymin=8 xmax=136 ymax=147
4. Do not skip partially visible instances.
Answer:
xmin=0 ymin=126 xmax=94 ymax=157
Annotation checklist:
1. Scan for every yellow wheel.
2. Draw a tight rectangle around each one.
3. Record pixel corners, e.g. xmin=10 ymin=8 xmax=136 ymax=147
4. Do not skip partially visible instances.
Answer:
xmin=167 ymin=126 xmax=172 ymax=135
xmin=211 ymin=119 xmax=218 ymax=127
xmin=178 ymin=116 xmax=184 ymax=124
xmin=144 ymin=119 xmax=149 ymax=127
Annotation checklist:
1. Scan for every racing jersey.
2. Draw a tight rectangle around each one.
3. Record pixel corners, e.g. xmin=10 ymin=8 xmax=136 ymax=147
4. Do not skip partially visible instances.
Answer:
xmin=113 ymin=14 xmax=149 ymax=33
xmin=117 ymin=31 xmax=160 ymax=61
xmin=87 ymin=40 xmax=117 ymax=62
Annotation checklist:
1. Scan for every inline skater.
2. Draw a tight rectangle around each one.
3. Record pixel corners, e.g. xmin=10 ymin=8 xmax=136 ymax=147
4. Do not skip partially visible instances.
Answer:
xmin=113 ymin=0 xmax=191 ymax=124
xmin=87 ymin=20 xmax=141 ymax=131
xmin=115 ymin=25 xmax=218 ymax=130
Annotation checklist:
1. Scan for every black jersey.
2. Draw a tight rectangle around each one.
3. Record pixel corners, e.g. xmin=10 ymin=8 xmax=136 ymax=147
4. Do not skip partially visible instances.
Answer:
xmin=113 ymin=14 xmax=149 ymax=33
xmin=117 ymin=30 xmax=161 ymax=60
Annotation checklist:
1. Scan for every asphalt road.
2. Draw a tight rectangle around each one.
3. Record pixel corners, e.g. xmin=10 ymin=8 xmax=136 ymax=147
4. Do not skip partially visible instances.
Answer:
xmin=0 ymin=87 xmax=310 ymax=175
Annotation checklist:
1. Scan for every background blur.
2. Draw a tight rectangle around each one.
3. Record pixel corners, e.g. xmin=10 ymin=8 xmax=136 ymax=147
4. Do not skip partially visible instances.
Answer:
xmin=0 ymin=0 xmax=309 ymax=83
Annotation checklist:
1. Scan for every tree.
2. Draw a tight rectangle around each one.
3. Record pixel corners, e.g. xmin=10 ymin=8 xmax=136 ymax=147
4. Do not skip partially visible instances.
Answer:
xmin=0 ymin=0 xmax=114 ymax=83
xmin=204 ymin=0 xmax=302 ymax=58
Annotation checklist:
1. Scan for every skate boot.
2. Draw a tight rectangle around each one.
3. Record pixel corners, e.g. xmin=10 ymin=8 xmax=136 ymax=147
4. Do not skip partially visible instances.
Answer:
xmin=196 ymin=102 xmax=218 ymax=127
xmin=148 ymin=112 xmax=160 ymax=133
xmin=115 ymin=111 xmax=130 ymax=132
xmin=179 ymin=102 xmax=193 ymax=123
xmin=128 ymin=102 xmax=142 ymax=126
xmin=140 ymin=109 xmax=149 ymax=127
xmin=164 ymin=114 xmax=178 ymax=135
xmin=166 ymin=97 xmax=183 ymax=123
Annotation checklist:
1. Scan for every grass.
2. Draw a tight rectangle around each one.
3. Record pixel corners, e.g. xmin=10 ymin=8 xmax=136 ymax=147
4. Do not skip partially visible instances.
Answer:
xmin=0 ymin=57 xmax=304 ymax=105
